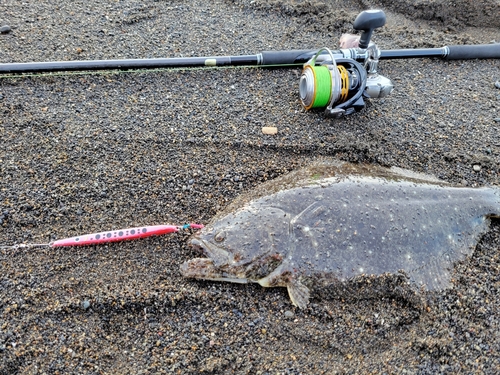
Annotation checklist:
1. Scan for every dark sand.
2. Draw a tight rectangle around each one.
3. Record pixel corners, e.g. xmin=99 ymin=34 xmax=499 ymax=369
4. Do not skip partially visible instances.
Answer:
xmin=1 ymin=0 xmax=500 ymax=373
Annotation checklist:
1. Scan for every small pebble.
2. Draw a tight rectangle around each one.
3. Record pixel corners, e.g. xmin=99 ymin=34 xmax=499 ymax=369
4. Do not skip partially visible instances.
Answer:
xmin=284 ymin=310 xmax=295 ymax=318
xmin=82 ymin=300 xmax=91 ymax=310
xmin=0 ymin=25 xmax=11 ymax=34
xmin=495 ymin=81 xmax=500 ymax=89
xmin=473 ymin=165 xmax=481 ymax=172
xmin=262 ymin=126 xmax=278 ymax=135
xmin=494 ymin=118 xmax=500 ymax=123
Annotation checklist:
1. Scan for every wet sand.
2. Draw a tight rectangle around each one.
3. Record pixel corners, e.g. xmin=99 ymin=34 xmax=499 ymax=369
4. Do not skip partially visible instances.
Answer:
xmin=1 ymin=0 xmax=500 ymax=373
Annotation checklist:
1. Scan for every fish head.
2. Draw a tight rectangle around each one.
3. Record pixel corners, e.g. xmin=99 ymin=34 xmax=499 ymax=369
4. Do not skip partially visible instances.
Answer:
xmin=181 ymin=204 xmax=290 ymax=283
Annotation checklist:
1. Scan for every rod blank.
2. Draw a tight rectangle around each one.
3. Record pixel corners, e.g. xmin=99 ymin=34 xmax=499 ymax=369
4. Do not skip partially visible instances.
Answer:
xmin=0 ymin=43 xmax=498 ymax=74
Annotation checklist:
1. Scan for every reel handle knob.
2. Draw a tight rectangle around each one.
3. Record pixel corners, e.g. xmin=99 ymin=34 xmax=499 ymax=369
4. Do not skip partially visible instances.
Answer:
xmin=353 ymin=10 xmax=386 ymax=49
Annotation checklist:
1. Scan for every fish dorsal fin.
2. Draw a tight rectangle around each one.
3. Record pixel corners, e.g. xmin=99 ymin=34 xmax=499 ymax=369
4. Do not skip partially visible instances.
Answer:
xmin=388 ymin=166 xmax=446 ymax=184
xmin=213 ymin=159 xmax=449 ymax=220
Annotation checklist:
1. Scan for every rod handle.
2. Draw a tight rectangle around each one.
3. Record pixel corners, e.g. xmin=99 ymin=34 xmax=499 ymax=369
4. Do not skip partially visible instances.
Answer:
xmin=446 ymin=43 xmax=500 ymax=60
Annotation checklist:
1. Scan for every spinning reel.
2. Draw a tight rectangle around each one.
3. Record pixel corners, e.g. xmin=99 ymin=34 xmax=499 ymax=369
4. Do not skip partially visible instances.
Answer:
xmin=299 ymin=10 xmax=394 ymax=117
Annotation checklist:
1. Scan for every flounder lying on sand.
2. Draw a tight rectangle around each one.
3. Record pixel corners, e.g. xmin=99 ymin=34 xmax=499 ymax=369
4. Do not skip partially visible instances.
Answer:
xmin=181 ymin=161 xmax=500 ymax=309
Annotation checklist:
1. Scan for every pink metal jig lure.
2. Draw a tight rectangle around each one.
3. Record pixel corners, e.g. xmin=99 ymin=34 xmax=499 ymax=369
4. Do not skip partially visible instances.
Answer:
xmin=0 ymin=223 xmax=204 ymax=250
xmin=51 ymin=224 xmax=204 ymax=247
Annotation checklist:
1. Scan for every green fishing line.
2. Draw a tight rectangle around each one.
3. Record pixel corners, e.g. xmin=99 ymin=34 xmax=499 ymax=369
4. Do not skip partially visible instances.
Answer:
xmin=309 ymin=65 xmax=331 ymax=108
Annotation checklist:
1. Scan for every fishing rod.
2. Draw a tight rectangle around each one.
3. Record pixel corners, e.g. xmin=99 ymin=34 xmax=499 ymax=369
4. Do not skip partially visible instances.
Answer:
xmin=1 ymin=10 xmax=499 ymax=117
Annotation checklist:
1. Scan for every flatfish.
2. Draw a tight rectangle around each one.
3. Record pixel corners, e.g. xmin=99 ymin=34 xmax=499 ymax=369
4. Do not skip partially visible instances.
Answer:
xmin=181 ymin=161 xmax=500 ymax=308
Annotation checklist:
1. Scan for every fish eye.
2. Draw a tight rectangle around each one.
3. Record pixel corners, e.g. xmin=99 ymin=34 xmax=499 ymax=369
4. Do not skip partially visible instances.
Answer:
xmin=214 ymin=231 xmax=226 ymax=243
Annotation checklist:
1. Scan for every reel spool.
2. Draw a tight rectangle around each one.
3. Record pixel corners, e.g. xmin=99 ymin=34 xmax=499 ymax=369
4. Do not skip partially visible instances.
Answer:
xmin=299 ymin=48 xmax=367 ymax=117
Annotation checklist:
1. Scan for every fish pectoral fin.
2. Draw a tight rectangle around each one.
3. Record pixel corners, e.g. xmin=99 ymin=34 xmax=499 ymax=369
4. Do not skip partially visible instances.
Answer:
xmin=290 ymin=201 xmax=324 ymax=226
xmin=287 ymin=279 xmax=310 ymax=309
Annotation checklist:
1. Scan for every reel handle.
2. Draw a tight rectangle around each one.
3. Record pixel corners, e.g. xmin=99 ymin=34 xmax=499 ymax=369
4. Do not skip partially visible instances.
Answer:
xmin=353 ymin=10 xmax=386 ymax=49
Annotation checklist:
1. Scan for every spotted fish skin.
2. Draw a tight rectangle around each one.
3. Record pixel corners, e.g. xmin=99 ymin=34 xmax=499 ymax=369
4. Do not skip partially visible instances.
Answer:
xmin=181 ymin=161 xmax=500 ymax=309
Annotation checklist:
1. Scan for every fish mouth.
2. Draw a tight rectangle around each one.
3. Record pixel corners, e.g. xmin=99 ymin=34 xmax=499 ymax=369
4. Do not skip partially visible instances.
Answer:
xmin=180 ymin=257 xmax=216 ymax=279
xmin=189 ymin=236 xmax=231 ymax=267
xmin=189 ymin=238 xmax=205 ymax=252
xmin=181 ymin=236 xmax=248 ymax=284
xmin=179 ymin=257 xmax=248 ymax=284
